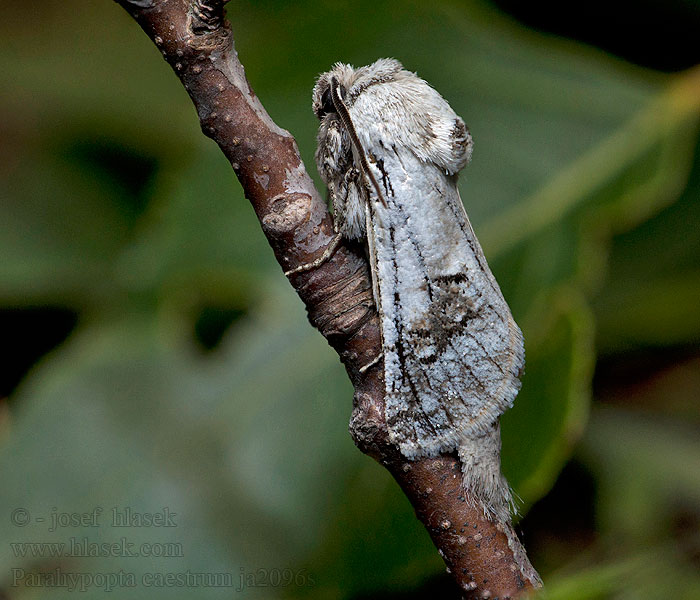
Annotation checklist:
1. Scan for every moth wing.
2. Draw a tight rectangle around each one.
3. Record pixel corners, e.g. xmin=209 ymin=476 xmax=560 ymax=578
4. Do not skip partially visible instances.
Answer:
xmin=365 ymin=148 xmax=524 ymax=459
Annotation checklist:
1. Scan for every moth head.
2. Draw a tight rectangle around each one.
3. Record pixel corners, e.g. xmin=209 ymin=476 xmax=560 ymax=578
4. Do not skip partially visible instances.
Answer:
xmin=312 ymin=58 xmax=403 ymax=119
xmin=317 ymin=86 xmax=335 ymax=119
xmin=312 ymin=77 xmax=349 ymax=121
xmin=312 ymin=58 xmax=472 ymax=178
xmin=313 ymin=70 xmax=352 ymax=121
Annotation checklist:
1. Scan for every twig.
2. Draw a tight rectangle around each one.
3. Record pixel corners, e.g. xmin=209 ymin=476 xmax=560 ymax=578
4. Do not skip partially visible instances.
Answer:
xmin=113 ymin=0 xmax=541 ymax=596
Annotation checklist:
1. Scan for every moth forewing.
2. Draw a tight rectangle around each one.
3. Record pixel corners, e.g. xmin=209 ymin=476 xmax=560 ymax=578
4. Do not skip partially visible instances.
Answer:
xmin=313 ymin=58 xmax=524 ymax=522
xmin=366 ymin=147 xmax=522 ymax=442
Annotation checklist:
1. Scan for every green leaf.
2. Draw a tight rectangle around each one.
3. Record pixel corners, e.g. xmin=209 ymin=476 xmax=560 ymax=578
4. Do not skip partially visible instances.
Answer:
xmin=0 ymin=284 xmax=355 ymax=598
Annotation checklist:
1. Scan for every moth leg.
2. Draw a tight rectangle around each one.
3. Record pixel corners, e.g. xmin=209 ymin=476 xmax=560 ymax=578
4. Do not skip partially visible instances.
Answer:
xmin=283 ymin=233 xmax=343 ymax=276
xmin=359 ymin=352 xmax=383 ymax=374
xmin=344 ymin=167 xmax=361 ymax=187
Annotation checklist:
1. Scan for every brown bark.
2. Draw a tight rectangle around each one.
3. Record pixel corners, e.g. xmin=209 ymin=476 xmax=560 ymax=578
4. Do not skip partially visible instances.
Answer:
xmin=113 ymin=1 xmax=541 ymax=596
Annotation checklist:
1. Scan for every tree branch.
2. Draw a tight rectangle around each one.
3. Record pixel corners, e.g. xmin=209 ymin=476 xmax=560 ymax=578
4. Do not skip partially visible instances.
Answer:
xmin=114 ymin=0 xmax=541 ymax=596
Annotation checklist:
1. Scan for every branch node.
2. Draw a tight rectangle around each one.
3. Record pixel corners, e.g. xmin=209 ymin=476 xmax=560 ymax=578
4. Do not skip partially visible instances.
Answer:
xmin=190 ymin=0 xmax=225 ymax=34
xmin=349 ymin=387 xmax=390 ymax=458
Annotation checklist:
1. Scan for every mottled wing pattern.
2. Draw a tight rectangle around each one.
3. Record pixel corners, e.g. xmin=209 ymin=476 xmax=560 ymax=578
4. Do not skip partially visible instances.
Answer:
xmin=360 ymin=135 xmax=524 ymax=459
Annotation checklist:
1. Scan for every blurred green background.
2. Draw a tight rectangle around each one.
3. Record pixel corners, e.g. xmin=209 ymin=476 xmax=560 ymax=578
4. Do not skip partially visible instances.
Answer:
xmin=1 ymin=0 xmax=699 ymax=598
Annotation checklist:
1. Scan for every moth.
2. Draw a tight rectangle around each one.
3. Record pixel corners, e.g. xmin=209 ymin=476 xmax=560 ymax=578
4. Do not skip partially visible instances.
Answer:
xmin=311 ymin=58 xmax=524 ymax=522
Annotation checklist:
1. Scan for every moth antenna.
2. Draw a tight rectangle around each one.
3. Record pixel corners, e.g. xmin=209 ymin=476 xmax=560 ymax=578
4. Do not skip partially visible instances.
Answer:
xmin=330 ymin=77 xmax=388 ymax=208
